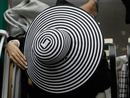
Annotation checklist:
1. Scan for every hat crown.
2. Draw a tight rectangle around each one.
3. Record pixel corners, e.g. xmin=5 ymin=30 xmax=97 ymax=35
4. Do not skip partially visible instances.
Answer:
xmin=32 ymin=29 xmax=71 ymax=65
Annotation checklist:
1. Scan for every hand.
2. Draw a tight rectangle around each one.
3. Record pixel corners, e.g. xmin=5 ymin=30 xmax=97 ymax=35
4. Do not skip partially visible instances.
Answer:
xmin=6 ymin=41 xmax=27 ymax=70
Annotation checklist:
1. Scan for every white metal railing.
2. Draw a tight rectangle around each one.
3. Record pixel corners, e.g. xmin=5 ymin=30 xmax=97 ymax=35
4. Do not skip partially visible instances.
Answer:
xmin=1 ymin=29 xmax=21 ymax=98
xmin=0 ymin=30 xmax=8 ymax=58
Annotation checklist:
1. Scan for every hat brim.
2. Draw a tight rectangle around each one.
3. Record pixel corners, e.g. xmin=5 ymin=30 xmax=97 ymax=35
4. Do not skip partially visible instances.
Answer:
xmin=24 ymin=5 xmax=104 ymax=93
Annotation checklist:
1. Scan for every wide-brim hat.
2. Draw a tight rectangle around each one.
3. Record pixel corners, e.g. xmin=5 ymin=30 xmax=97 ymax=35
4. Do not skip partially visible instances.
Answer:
xmin=24 ymin=5 xmax=104 ymax=94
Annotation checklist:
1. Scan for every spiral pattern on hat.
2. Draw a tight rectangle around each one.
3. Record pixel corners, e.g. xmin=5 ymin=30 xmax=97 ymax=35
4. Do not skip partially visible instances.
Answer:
xmin=32 ymin=29 xmax=71 ymax=65
xmin=24 ymin=5 xmax=103 ymax=93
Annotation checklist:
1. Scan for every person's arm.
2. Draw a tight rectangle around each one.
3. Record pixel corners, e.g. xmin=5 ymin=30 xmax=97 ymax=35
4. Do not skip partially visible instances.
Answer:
xmin=6 ymin=37 xmax=27 ymax=70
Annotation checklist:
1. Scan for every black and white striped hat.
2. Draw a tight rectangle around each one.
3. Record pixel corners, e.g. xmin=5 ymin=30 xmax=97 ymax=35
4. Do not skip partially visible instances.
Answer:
xmin=24 ymin=5 xmax=104 ymax=94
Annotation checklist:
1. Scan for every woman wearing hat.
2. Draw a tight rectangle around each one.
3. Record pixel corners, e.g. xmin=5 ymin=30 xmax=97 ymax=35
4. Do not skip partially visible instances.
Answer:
xmin=6 ymin=0 xmax=111 ymax=98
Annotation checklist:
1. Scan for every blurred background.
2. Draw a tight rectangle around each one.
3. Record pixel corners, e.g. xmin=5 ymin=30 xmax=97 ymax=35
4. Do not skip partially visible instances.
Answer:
xmin=10 ymin=0 xmax=130 ymax=56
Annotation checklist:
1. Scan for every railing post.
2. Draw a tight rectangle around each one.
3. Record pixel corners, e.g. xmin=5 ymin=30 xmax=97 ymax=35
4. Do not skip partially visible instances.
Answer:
xmin=109 ymin=44 xmax=118 ymax=98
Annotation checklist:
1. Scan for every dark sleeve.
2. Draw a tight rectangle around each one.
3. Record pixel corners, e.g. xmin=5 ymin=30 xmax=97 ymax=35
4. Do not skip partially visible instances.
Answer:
xmin=56 ymin=0 xmax=74 ymax=6
xmin=7 ymin=37 xmax=25 ymax=52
